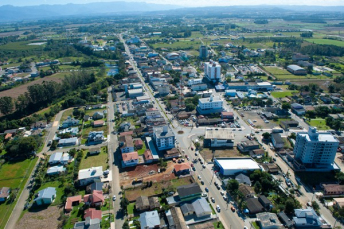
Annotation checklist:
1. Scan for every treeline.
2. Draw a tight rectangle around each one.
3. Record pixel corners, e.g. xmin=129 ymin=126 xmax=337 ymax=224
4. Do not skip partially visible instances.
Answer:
xmin=300 ymin=44 xmax=344 ymax=56
xmin=254 ymin=20 xmax=268 ymax=24
xmin=73 ymin=44 xmax=120 ymax=60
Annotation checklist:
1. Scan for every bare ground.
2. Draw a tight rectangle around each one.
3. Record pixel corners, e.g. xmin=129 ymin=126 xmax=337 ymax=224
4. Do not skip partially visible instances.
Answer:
xmin=16 ymin=206 xmax=61 ymax=229
xmin=201 ymin=147 xmax=245 ymax=162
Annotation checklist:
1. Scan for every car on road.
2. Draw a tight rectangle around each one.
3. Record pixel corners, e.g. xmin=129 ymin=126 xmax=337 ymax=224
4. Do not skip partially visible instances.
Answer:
xmin=190 ymin=163 xmax=194 ymax=167
xmin=113 ymin=195 xmax=116 ymax=201
xmin=200 ymin=160 xmax=204 ymax=164
xmin=195 ymin=151 xmax=198 ymax=156
xmin=191 ymin=147 xmax=194 ymax=150
xmin=216 ymin=205 xmax=221 ymax=212
xmin=223 ymin=196 xmax=228 ymax=201
xmin=198 ymin=175 xmax=201 ymax=180
xmin=231 ymin=206 xmax=235 ymax=212
xmin=201 ymin=180 xmax=204 ymax=185
xmin=220 ymin=191 xmax=225 ymax=196
xmin=211 ymin=197 xmax=215 ymax=203
xmin=47 ymin=140 xmax=52 ymax=146
xmin=198 ymin=158 xmax=202 ymax=162
xmin=202 ymin=164 xmax=206 ymax=169
xmin=205 ymin=187 xmax=209 ymax=192
xmin=192 ymin=167 xmax=196 ymax=171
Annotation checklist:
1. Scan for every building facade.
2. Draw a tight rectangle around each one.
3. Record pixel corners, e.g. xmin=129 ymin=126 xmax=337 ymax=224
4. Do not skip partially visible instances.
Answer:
xmin=153 ymin=126 xmax=175 ymax=151
xmin=197 ymin=95 xmax=223 ymax=114
xmin=199 ymin=45 xmax=208 ymax=59
xmin=204 ymin=60 xmax=221 ymax=82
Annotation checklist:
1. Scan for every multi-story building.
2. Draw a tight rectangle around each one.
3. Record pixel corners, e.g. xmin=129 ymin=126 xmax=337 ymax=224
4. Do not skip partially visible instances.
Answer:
xmin=204 ymin=60 xmax=221 ymax=82
xmin=152 ymin=126 xmax=175 ymax=151
xmin=199 ymin=45 xmax=208 ymax=59
xmin=197 ymin=95 xmax=223 ymax=114
xmin=294 ymin=127 xmax=339 ymax=167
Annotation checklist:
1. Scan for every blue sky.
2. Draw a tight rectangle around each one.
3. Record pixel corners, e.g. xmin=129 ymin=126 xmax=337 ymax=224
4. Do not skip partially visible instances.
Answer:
xmin=1 ymin=0 xmax=344 ymax=7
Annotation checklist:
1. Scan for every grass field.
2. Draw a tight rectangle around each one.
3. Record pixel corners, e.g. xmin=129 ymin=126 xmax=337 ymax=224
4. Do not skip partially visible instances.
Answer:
xmin=0 ymin=157 xmax=38 ymax=229
xmin=61 ymin=109 xmax=74 ymax=121
xmin=79 ymin=147 xmax=108 ymax=170
xmin=0 ymin=41 xmax=43 ymax=51
xmin=271 ymin=91 xmax=298 ymax=98
xmin=63 ymin=204 xmax=84 ymax=229
xmin=151 ymin=40 xmax=202 ymax=51
xmin=305 ymin=38 xmax=344 ymax=47
xmin=308 ymin=118 xmax=330 ymax=130
xmin=265 ymin=66 xmax=321 ymax=80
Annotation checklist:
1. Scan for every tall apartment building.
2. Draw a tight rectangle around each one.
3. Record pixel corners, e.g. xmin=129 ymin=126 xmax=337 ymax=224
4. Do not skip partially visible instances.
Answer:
xmin=204 ymin=60 xmax=221 ymax=83
xmin=152 ymin=126 xmax=175 ymax=151
xmin=199 ymin=45 xmax=209 ymax=59
xmin=294 ymin=127 xmax=339 ymax=167
xmin=197 ymin=95 xmax=223 ymax=115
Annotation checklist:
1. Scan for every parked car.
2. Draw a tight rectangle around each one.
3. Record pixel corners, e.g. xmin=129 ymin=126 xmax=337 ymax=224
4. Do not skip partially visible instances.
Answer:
xmin=202 ymin=193 xmax=208 ymax=197
xmin=211 ymin=197 xmax=215 ymax=203
xmin=216 ymin=205 xmax=221 ymax=212
xmin=113 ymin=195 xmax=116 ymax=201
xmin=205 ymin=187 xmax=209 ymax=192
xmin=202 ymin=164 xmax=206 ymax=169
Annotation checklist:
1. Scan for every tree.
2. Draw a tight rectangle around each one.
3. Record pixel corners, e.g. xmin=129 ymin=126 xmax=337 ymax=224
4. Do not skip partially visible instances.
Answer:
xmin=266 ymin=98 xmax=273 ymax=106
xmin=122 ymin=221 xmax=130 ymax=229
xmin=262 ymin=132 xmax=271 ymax=140
xmin=0 ymin=96 xmax=14 ymax=115
xmin=226 ymin=179 xmax=239 ymax=194
xmin=282 ymin=102 xmax=291 ymax=110
xmin=120 ymin=197 xmax=129 ymax=214
xmin=285 ymin=199 xmax=296 ymax=214
xmin=254 ymin=181 xmax=262 ymax=194
xmin=289 ymin=132 xmax=297 ymax=140
xmin=312 ymin=201 xmax=320 ymax=212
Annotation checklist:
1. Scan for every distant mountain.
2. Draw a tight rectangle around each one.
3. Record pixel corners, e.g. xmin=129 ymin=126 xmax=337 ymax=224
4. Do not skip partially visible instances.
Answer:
xmin=0 ymin=2 xmax=180 ymax=22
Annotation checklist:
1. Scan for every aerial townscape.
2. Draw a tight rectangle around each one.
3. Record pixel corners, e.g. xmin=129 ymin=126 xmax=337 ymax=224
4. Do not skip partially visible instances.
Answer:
xmin=3 ymin=1 xmax=344 ymax=229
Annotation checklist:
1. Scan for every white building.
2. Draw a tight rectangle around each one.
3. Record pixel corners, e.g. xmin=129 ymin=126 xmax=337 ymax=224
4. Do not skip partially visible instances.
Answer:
xmin=204 ymin=129 xmax=234 ymax=148
xmin=214 ymin=158 xmax=261 ymax=176
xmin=197 ymin=95 xmax=223 ymax=114
xmin=294 ymin=127 xmax=339 ymax=167
xmin=188 ymin=78 xmax=203 ymax=86
xmin=78 ymin=166 xmax=103 ymax=186
xmin=204 ymin=60 xmax=221 ymax=82
xmin=153 ymin=126 xmax=175 ymax=151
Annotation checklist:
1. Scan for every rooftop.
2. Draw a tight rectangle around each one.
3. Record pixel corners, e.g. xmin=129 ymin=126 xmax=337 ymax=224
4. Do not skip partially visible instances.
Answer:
xmin=215 ymin=158 xmax=260 ymax=170
xmin=257 ymin=212 xmax=282 ymax=228
xmin=122 ymin=151 xmax=139 ymax=162
xmin=140 ymin=210 xmax=160 ymax=228
xmin=204 ymin=129 xmax=234 ymax=140
xmin=177 ymin=183 xmax=202 ymax=198
xmin=199 ymin=95 xmax=222 ymax=103
xmin=153 ymin=126 xmax=174 ymax=138
xmin=174 ymin=163 xmax=191 ymax=172
xmin=78 ymin=166 xmax=103 ymax=180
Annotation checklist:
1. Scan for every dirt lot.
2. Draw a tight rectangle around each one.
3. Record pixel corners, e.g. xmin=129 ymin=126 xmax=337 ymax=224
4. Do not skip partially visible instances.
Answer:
xmin=201 ymin=147 xmax=245 ymax=162
xmin=16 ymin=206 xmax=60 ymax=229
xmin=292 ymin=79 xmax=332 ymax=91
xmin=242 ymin=109 xmax=277 ymax=129
xmin=0 ymin=76 xmax=63 ymax=99
xmin=120 ymin=161 xmax=177 ymax=188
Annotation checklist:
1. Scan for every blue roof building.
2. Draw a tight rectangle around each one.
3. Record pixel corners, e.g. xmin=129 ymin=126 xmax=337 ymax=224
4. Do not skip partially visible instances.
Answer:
xmin=139 ymin=210 xmax=160 ymax=229
xmin=34 ymin=187 xmax=56 ymax=205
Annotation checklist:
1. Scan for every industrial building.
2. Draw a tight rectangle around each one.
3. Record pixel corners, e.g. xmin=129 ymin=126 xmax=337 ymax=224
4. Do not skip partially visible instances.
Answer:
xmin=287 ymin=65 xmax=307 ymax=75
xmin=226 ymin=82 xmax=274 ymax=91
xmin=214 ymin=158 xmax=261 ymax=176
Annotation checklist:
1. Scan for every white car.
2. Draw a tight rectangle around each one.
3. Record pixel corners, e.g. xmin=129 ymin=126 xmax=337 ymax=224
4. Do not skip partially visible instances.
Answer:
xmin=216 ymin=205 xmax=221 ymax=212
xmin=198 ymin=175 xmax=202 ymax=180
xmin=112 ymin=195 xmax=116 ymax=201
xmin=202 ymin=164 xmax=206 ymax=169
xmin=201 ymin=193 xmax=208 ymax=197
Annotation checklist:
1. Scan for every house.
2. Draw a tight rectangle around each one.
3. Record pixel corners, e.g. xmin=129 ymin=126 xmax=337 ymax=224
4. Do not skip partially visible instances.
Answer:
xmin=164 ymin=148 xmax=180 ymax=159
xmin=134 ymin=139 xmax=144 ymax=149
xmin=92 ymin=120 xmax=104 ymax=127
xmin=180 ymin=198 xmax=212 ymax=218
xmin=139 ymin=210 xmax=160 ymax=229
xmin=65 ymin=195 xmax=83 ymax=212
xmin=256 ymin=212 xmax=283 ymax=229
xmin=238 ymin=184 xmax=255 ymax=199
xmin=119 ymin=122 xmax=132 ymax=132
xmin=144 ymin=149 xmax=155 ymax=163
xmin=122 ymin=151 xmax=139 ymax=167
xmin=58 ymin=137 xmax=78 ymax=147
xmin=278 ymin=212 xmax=293 ymax=228
xmin=204 ymin=128 xmax=234 ymax=148
xmin=86 ymin=182 xmax=103 ymax=194
xmin=84 ymin=115 xmax=90 ymax=121
xmin=47 ymin=166 xmax=66 ymax=175
xmin=88 ymin=131 xmax=104 ymax=143
xmin=62 ymin=116 xmax=80 ymax=128
xmin=84 ymin=190 xmax=104 ymax=207
xmin=34 ymin=187 xmax=56 ymax=205
xmin=59 ymin=127 xmax=79 ymax=136
xmin=322 ymin=184 xmax=344 ymax=195
xmin=280 ymin=120 xmax=299 ymax=130
xmin=88 ymin=148 xmax=101 ymax=156
xmin=0 ymin=187 xmax=10 ymax=202
xmin=293 ymin=208 xmax=324 ymax=229
xmin=149 ymin=196 xmax=160 ymax=210
xmin=235 ymin=174 xmax=251 ymax=186
xmin=48 ymin=152 xmax=71 ymax=165
xmin=221 ymin=111 xmax=234 ymax=121
xmin=174 ymin=163 xmax=191 ymax=176
xmin=30 ymin=121 xmax=47 ymax=129
xmin=246 ymin=198 xmax=264 ymax=214
xmin=177 ymin=183 xmax=202 ymax=202
xmin=136 ymin=196 xmax=150 ymax=212
xmin=291 ymin=103 xmax=305 ymax=116
xmin=271 ymin=133 xmax=284 ymax=149
xmin=250 ymin=149 xmax=265 ymax=158
xmin=84 ymin=208 xmax=102 ymax=220
xmin=74 ymin=217 xmax=101 ymax=229
xmin=92 ymin=112 xmax=104 ymax=120
xmin=119 ymin=135 xmax=134 ymax=153
xmin=78 ymin=166 xmax=103 ymax=186
xmin=258 ymin=195 xmax=272 ymax=210
xmin=333 ymin=198 xmax=344 ymax=208
xmin=237 ymin=140 xmax=260 ymax=152
xmin=264 ymin=163 xmax=279 ymax=174
xmin=168 ymin=207 xmax=188 ymax=229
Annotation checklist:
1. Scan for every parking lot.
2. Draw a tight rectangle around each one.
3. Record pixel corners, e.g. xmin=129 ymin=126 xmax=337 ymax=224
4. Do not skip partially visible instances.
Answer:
xmin=240 ymin=108 xmax=278 ymax=129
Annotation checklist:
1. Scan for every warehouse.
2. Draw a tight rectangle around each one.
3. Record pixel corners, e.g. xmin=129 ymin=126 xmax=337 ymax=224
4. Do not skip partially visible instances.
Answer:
xmin=287 ymin=65 xmax=307 ymax=75
xmin=214 ymin=158 xmax=261 ymax=176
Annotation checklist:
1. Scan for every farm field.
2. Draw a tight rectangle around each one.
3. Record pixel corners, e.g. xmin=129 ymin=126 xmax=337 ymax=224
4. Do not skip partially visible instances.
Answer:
xmin=264 ymin=66 xmax=322 ymax=80
xmin=305 ymin=38 xmax=344 ymax=47
xmin=0 ymin=41 xmax=43 ymax=51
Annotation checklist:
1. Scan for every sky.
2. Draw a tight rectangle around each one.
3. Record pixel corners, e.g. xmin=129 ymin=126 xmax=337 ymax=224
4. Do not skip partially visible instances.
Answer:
xmin=1 ymin=0 xmax=344 ymax=7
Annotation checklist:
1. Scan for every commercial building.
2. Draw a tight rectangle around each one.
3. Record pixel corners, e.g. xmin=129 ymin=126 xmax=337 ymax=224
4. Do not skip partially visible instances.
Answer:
xmin=291 ymin=103 xmax=306 ymax=116
xmin=287 ymin=65 xmax=307 ymax=75
xmin=225 ymin=90 xmax=237 ymax=97
xmin=204 ymin=129 xmax=234 ymax=148
xmin=237 ymin=140 xmax=260 ymax=153
xmin=256 ymin=213 xmax=283 ymax=229
xmin=271 ymin=133 xmax=284 ymax=149
xmin=293 ymin=209 xmax=324 ymax=229
xmin=153 ymin=126 xmax=175 ymax=151
xmin=188 ymin=78 xmax=203 ymax=86
xmin=204 ymin=60 xmax=221 ymax=82
xmin=199 ymin=45 xmax=209 ymax=59
xmin=128 ymin=88 xmax=144 ymax=98
xmin=177 ymin=183 xmax=202 ymax=202
xmin=294 ymin=127 xmax=339 ymax=167
xmin=226 ymin=82 xmax=274 ymax=91
xmin=197 ymin=95 xmax=223 ymax=115
xmin=214 ymin=158 xmax=261 ymax=176
xmin=191 ymin=83 xmax=207 ymax=91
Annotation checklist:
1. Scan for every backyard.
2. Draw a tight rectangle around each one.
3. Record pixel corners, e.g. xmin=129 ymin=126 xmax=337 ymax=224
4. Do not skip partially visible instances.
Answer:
xmin=79 ymin=147 xmax=109 ymax=170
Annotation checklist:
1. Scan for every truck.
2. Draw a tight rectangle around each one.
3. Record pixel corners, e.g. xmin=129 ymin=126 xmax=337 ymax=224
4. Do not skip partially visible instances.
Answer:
xmin=272 ymin=127 xmax=283 ymax=133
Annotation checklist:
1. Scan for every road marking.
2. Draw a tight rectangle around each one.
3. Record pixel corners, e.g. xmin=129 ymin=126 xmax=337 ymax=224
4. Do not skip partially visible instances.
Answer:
xmin=53 ymin=121 xmax=58 ymax=127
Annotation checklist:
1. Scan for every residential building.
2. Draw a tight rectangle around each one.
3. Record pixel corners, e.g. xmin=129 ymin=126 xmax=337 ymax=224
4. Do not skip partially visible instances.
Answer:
xmin=291 ymin=103 xmax=305 ymax=116
xmin=88 ymin=131 xmax=105 ymax=143
xmin=164 ymin=148 xmax=180 ymax=159
xmin=134 ymin=139 xmax=143 ymax=149
xmin=92 ymin=112 xmax=104 ymax=120
xmin=84 ymin=190 xmax=104 ymax=207
xmin=280 ymin=120 xmax=299 ymax=130
xmin=177 ymin=183 xmax=202 ymax=202
xmin=225 ymin=90 xmax=237 ymax=97
xmin=153 ymin=126 xmax=175 ymax=151
xmin=293 ymin=209 xmax=324 ymax=229
xmin=199 ymin=45 xmax=209 ymax=59
xmin=74 ymin=217 xmax=100 ymax=229
xmin=34 ymin=187 xmax=56 ymax=205
xmin=47 ymin=166 xmax=66 ymax=175
xmin=215 ymin=158 xmax=260 ymax=176
xmin=119 ymin=135 xmax=134 ymax=153
xmin=238 ymin=184 xmax=255 ymax=199
xmin=235 ymin=174 xmax=251 ymax=186
xmin=287 ymin=65 xmax=307 ymax=75
xmin=204 ymin=128 xmax=234 ymax=148
xmin=84 ymin=208 xmax=102 ymax=220
xmin=61 ymin=116 xmax=80 ymax=128
xmin=271 ymin=133 xmax=284 ymax=149
xmin=226 ymin=82 xmax=274 ymax=91
xmin=58 ymin=137 xmax=78 ymax=147
xmin=139 ymin=210 xmax=160 ymax=229
xmin=174 ymin=163 xmax=191 ymax=176
xmin=258 ymin=195 xmax=272 ymax=210
xmin=197 ymin=95 xmax=223 ymax=115
xmin=191 ymin=83 xmax=208 ymax=91
xmin=246 ymin=198 xmax=264 ymax=214
xmin=237 ymin=140 xmax=260 ymax=152
xmin=86 ymin=182 xmax=103 ymax=194
xmin=180 ymin=198 xmax=212 ymax=218
xmin=250 ymin=149 xmax=265 ymax=158
xmin=294 ymin=127 xmax=339 ymax=167
xmin=333 ymin=198 xmax=344 ymax=208
xmin=92 ymin=120 xmax=104 ymax=127
xmin=78 ymin=166 xmax=103 ymax=186
xmin=136 ymin=196 xmax=160 ymax=212
xmin=278 ymin=212 xmax=293 ymax=228
xmin=157 ymin=84 xmax=170 ymax=96
xmin=59 ymin=127 xmax=79 ymax=136
xmin=122 ymin=151 xmax=139 ymax=167
xmin=65 ymin=195 xmax=82 ymax=212
xmin=188 ymin=78 xmax=203 ymax=86
xmin=48 ymin=152 xmax=71 ymax=165
xmin=204 ymin=60 xmax=221 ymax=82
xmin=256 ymin=212 xmax=283 ymax=229
xmin=221 ymin=111 xmax=234 ymax=121
xmin=0 ymin=187 xmax=10 ymax=202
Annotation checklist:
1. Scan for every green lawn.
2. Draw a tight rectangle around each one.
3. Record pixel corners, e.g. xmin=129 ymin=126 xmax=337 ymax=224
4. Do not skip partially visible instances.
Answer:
xmin=101 ymin=213 xmax=114 ymax=229
xmin=63 ymin=204 xmax=84 ymax=229
xmin=36 ymin=181 xmax=64 ymax=206
xmin=252 ymin=221 xmax=260 ymax=229
xmin=127 ymin=202 xmax=135 ymax=215
xmin=85 ymin=109 xmax=106 ymax=116
xmin=81 ymin=125 xmax=108 ymax=140
xmin=271 ymin=91 xmax=298 ymax=98
xmin=151 ymin=40 xmax=202 ymax=51
xmin=101 ymin=198 xmax=113 ymax=211
xmin=0 ymin=41 xmax=43 ymax=51
xmin=61 ymin=109 xmax=74 ymax=121
xmin=308 ymin=118 xmax=331 ymax=130
xmin=305 ymin=38 xmax=344 ymax=47
xmin=213 ymin=221 xmax=225 ymax=229
xmin=171 ymin=178 xmax=193 ymax=189
xmin=272 ymin=118 xmax=295 ymax=125
xmin=79 ymin=147 xmax=108 ymax=170
xmin=0 ymin=157 xmax=38 ymax=229
xmin=265 ymin=66 xmax=320 ymax=80
xmin=137 ymin=142 xmax=146 ymax=155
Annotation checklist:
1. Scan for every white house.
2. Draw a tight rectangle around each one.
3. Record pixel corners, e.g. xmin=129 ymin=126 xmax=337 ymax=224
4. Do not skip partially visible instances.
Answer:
xmin=153 ymin=126 xmax=175 ymax=151
xmin=47 ymin=166 xmax=66 ymax=175
xmin=78 ymin=166 xmax=103 ymax=186
xmin=61 ymin=116 xmax=80 ymax=128
xmin=204 ymin=60 xmax=221 ymax=82
xmin=48 ymin=152 xmax=71 ymax=165
xmin=57 ymin=137 xmax=78 ymax=147
xmin=271 ymin=133 xmax=284 ymax=149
